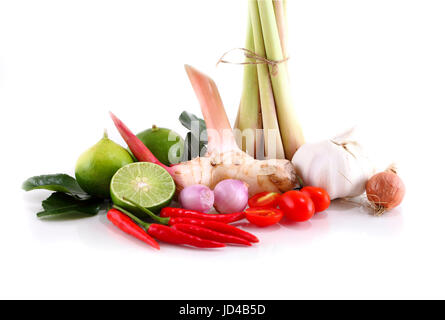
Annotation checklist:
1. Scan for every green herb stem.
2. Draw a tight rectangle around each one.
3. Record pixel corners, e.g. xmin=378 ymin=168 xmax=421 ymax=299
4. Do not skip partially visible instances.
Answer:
xmin=236 ymin=17 xmax=262 ymax=157
xmin=257 ymin=0 xmax=305 ymax=159
xmin=249 ymin=0 xmax=285 ymax=159
xmin=113 ymin=205 xmax=152 ymax=230
xmin=122 ymin=197 xmax=170 ymax=225
xmin=273 ymin=0 xmax=288 ymax=58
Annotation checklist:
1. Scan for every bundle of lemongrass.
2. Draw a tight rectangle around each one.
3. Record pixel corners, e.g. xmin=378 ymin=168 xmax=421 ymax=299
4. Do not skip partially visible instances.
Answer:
xmin=234 ymin=0 xmax=304 ymax=161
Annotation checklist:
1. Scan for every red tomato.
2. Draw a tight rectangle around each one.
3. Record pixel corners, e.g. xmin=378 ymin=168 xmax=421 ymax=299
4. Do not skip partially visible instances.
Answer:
xmin=245 ymin=208 xmax=284 ymax=227
xmin=278 ymin=191 xmax=315 ymax=222
xmin=301 ymin=187 xmax=331 ymax=213
xmin=248 ymin=192 xmax=281 ymax=208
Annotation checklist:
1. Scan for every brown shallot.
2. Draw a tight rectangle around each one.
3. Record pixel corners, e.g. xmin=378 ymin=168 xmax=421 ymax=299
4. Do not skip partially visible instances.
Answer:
xmin=366 ymin=165 xmax=406 ymax=215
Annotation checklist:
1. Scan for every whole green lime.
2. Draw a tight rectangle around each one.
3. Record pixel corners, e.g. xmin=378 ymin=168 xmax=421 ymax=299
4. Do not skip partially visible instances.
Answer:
xmin=134 ymin=125 xmax=184 ymax=165
xmin=75 ymin=131 xmax=134 ymax=198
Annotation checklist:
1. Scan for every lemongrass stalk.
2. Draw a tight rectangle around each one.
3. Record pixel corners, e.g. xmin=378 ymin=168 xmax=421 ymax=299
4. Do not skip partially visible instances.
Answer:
xmin=234 ymin=106 xmax=241 ymax=129
xmin=273 ymin=0 xmax=288 ymax=58
xmin=257 ymin=0 xmax=305 ymax=160
xmin=249 ymin=0 xmax=285 ymax=159
xmin=283 ymin=0 xmax=288 ymax=30
xmin=235 ymin=18 xmax=262 ymax=157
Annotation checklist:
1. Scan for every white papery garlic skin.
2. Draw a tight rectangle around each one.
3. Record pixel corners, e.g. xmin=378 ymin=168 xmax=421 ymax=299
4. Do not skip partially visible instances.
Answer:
xmin=291 ymin=131 xmax=375 ymax=200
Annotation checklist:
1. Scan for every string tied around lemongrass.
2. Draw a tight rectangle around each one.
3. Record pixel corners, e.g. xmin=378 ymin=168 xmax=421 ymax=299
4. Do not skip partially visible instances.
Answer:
xmin=217 ymin=48 xmax=289 ymax=76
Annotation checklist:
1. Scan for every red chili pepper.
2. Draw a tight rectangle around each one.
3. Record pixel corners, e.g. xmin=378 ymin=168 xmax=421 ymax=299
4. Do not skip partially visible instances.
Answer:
xmin=113 ymin=205 xmax=225 ymax=249
xmin=117 ymin=199 xmax=257 ymax=246
xmin=110 ymin=112 xmax=173 ymax=174
xmin=146 ymin=224 xmax=225 ymax=248
xmin=171 ymin=223 xmax=252 ymax=246
xmin=160 ymin=207 xmax=245 ymax=224
xmin=168 ymin=217 xmax=259 ymax=244
xmin=107 ymin=209 xmax=160 ymax=250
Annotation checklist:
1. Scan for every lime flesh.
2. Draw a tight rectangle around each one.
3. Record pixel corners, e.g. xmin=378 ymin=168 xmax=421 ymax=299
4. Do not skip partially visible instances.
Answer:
xmin=110 ymin=162 xmax=175 ymax=218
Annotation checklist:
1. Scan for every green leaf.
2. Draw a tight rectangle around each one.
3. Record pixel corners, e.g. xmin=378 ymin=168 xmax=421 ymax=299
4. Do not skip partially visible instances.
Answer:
xmin=37 ymin=192 xmax=104 ymax=218
xmin=22 ymin=174 xmax=88 ymax=197
xmin=179 ymin=111 xmax=208 ymax=161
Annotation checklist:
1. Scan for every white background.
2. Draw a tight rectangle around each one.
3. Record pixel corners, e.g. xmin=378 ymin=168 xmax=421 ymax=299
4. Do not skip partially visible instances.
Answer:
xmin=1 ymin=0 xmax=444 ymax=299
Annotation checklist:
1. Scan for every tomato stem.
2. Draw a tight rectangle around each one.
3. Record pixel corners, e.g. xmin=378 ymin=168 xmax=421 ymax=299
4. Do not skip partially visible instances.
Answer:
xmin=293 ymin=175 xmax=305 ymax=191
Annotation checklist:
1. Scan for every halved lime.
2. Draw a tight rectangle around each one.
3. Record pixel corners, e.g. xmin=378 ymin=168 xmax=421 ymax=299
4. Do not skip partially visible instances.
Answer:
xmin=110 ymin=162 xmax=175 ymax=218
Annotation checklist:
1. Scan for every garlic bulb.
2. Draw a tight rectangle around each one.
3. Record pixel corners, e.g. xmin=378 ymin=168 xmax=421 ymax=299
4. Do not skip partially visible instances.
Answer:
xmin=292 ymin=130 xmax=375 ymax=200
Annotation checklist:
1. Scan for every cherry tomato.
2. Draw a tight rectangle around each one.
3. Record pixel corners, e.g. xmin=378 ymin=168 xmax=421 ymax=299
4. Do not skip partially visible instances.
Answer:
xmin=278 ymin=191 xmax=315 ymax=222
xmin=301 ymin=187 xmax=331 ymax=213
xmin=248 ymin=192 xmax=281 ymax=208
xmin=245 ymin=208 xmax=284 ymax=227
